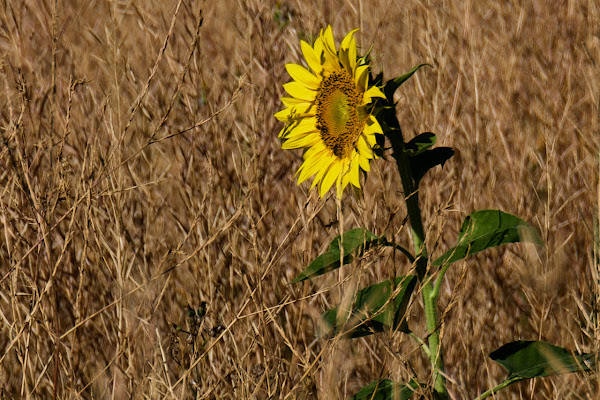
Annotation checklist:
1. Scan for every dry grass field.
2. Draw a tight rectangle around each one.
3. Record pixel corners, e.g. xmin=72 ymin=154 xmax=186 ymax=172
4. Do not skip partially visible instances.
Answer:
xmin=1 ymin=0 xmax=600 ymax=398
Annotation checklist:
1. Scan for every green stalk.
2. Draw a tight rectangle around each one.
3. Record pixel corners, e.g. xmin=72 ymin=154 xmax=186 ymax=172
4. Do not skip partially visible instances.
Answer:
xmin=406 ymin=329 xmax=431 ymax=358
xmin=384 ymin=109 xmax=448 ymax=399
xmin=431 ymin=260 xmax=453 ymax=300
xmin=474 ymin=377 xmax=523 ymax=400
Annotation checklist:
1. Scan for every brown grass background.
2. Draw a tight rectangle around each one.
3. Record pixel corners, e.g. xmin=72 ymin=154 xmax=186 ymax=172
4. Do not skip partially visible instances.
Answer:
xmin=1 ymin=0 xmax=599 ymax=398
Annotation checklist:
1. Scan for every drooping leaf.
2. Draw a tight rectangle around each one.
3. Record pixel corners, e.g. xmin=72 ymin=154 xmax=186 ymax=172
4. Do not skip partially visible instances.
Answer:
xmin=490 ymin=340 xmax=595 ymax=379
xmin=384 ymin=64 xmax=432 ymax=100
xmin=433 ymin=210 xmax=542 ymax=267
xmin=291 ymin=228 xmax=412 ymax=283
xmin=409 ymin=147 xmax=454 ymax=183
xmin=351 ymin=379 xmax=419 ymax=400
xmin=404 ymin=132 xmax=436 ymax=156
xmin=319 ymin=275 xmax=416 ymax=339
xmin=290 ymin=228 xmax=383 ymax=283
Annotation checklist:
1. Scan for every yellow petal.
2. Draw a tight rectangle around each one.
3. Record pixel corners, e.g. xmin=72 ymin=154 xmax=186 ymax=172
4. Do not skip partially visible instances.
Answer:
xmin=297 ymin=148 xmax=329 ymax=184
xmin=339 ymin=49 xmax=350 ymax=71
xmin=357 ymin=136 xmax=374 ymax=158
xmin=355 ymin=65 xmax=369 ymax=91
xmin=283 ymin=118 xmax=318 ymax=139
xmin=358 ymin=154 xmax=371 ymax=172
xmin=319 ymin=27 xmax=339 ymax=72
xmin=363 ymin=85 xmax=386 ymax=102
xmin=363 ymin=115 xmax=383 ymax=135
xmin=320 ymin=159 xmax=343 ymax=197
xmin=322 ymin=25 xmax=336 ymax=55
xmin=341 ymin=172 xmax=351 ymax=192
xmin=283 ymin=82 xmax=317 ymax=101
xmin=275 ymin=103 xmax=316 ymax=124
xmin=301 ymin=40 xmax=323 ymax=75
xmin=339 ymin=29 xmax=359 ymax=71
xmin=274 ymin=107 xmax=294 ymax=122
xmin=302 ymin=141 xmax=326 ymax=160
xmin=347 ymin=37 xmax=357 ymax=71
xmin=286 ymin=64 xmax=321 ymax=90
xmin=310 ymin=155 xmax=334 ymax=191
xmin=278 ymin=125 xmax=287 ymax=138
xmin=320 ymin=48 xmax=339 ymax=72
xmin=364 ymin=131 xmax=377 ymax=147
xmin=279 ymin=117 xmax=311 ymax=138
xmin=282 ymin=132 xmax=320 ymax=149
xmin=340 ymin=28 xmax=359 ymax=51
xmin=281 ymin=96 xmax=311 ymax=107
xmin=348 ymin=154 xmax=361 ymax=187
xmin=313 ymin=35 xmax=324 ymax=58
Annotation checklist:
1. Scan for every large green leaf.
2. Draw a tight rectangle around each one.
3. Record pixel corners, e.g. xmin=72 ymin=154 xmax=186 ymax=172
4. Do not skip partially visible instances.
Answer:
xmin=433 ymin=210 xmax=542 ymax=267
xmin=351 ymin=379 xmax=418 ymax=400
xmin=291 ymin=228 xmax=411 ymax=283
xmin=490 ymin=340 xmax=595 ymax=379
xmin=319 ymin=275 xmax=416 ymax=339
xmin=384 ymin=64 xmax=432 ymax=100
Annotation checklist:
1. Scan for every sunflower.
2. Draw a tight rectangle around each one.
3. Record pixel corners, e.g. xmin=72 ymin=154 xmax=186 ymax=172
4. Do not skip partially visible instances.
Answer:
xmin=275 ymin=25 xmax=385 ymax=198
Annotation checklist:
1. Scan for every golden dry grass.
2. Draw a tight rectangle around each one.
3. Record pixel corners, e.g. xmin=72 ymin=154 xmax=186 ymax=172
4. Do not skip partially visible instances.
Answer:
xmin=1 ymin=0 xmax=599 ymax=398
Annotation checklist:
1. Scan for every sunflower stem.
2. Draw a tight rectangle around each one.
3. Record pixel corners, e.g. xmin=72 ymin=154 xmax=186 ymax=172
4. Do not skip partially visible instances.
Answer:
xmin=382 ymin=104 xmax=448 ymax=399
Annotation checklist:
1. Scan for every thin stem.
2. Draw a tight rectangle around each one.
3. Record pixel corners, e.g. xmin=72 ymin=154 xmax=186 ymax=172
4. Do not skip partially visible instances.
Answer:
xmin=431 ymin=261 xmax=452 ymax=300
xmin=386 ymin=241 xmax=416 ymax=264
xmin=474 ymin=377 xmax=523 ymax=400
xmin=406 ymin=329 xmax=430 ymax=358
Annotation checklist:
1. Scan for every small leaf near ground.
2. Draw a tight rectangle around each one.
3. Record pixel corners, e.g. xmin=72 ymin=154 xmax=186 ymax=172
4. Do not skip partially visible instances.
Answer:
xmin=490 ymin=340 xmax=595 ymax=379
xmin=319 ymin=275 xmax=416 ymax=339
xmin=433 ymin=210 xmax=543 ymax=267
xmin=291 ymin=228 xmax=409 ymax=283
xmin=351 ymin=379 xmax=419 ymax=400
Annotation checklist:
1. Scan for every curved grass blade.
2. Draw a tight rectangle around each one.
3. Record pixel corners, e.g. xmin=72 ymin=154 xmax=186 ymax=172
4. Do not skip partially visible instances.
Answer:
xmin=291 ymin=228 xmax=412 ymax=283
xmin=351 ymin=379 xmax=419 ymax=400
xmin=433 ymin=210 xmax=542 ymax=267
xmin=319 ymin=275 xmax=416 ymax=339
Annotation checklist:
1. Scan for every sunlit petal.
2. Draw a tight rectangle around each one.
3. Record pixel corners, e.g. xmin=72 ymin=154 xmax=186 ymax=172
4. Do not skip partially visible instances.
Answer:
xmin=283 ymin=82 xmax=317 ymax=101
xmin=286 ymin=64 xmax=321 ymax=90
xmin=301 ymin=40 xmax=323 ymax=75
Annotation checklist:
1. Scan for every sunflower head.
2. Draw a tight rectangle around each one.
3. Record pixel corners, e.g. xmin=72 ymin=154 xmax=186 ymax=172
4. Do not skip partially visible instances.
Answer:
xmin=275 ymin=25 xmax=385 ymax=199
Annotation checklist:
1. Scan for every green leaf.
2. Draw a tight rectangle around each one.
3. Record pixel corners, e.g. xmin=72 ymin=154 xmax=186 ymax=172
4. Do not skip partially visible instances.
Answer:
xmin=404 ymin=132 xmax=436 ymax=156
xmin=291 ymin=228 xmax=396 ymax=283
xmin=384 ymin=64 xmax=432 ymax=100
xmin=433 ymin=210 xmax=542 ymax=267
xmin=409 ymin=147 xmax=454 ymax=183
xmin=490 ymin=340 xmax=595 ymax=379
xmin=351 ymin=379 xmax=419 ymax=400
xmin=319 ymin=275 xmax=416 ymax=339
